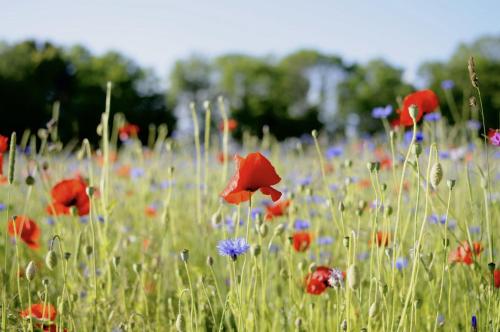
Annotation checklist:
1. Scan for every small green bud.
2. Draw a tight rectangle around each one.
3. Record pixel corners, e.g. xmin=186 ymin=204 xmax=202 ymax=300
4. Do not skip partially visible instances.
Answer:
xmin=133 ymin=263 xmax=142 ymax=274
xmin=250 ymin=244 xmax=261 ymax=257
xmin=45 ymin=250 xmax=58 ymax=270
xmin=446 ymin=179 xmax=456 ymax=190
xmin=25 ymin=175 xmax=35 ymax=186
xmin=408 ymin=104 xmax=418 ymax=121
xmin=206 ymin=256 xmax=214 ymax=267
xmin=26 ymin=261 xmax=36 ymax=281
xmin=180 ymin=249 xmax=189 ymax=263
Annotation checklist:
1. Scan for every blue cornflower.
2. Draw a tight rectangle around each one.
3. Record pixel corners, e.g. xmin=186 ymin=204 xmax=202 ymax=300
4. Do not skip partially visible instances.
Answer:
xmin=441 ymin=80 xmax=454 ymax=90
xmin=472 ymin=315 xmax=477 ymax=331
xmin=217 ymin=238 xmax=250 ymax=260
xmin=294 ymin=219 xmax=310 ymax=230
xmin=423 ymin=112 xmax=441 ymax=122
xmin=395 ymin=257 xmax=408 ymax=271
xmin=325 ymin=146 xmax=343 ymax=159
xmin=469 ymin=226 xmax=481 ymax=234
xmin=0 ymin=203 xmax=5 ymax=211
xmin=371 ymin=105 xmax=393 ymax=119
xmin=436 ymin=314 xmax=445 ymax=327
xmin=403 ymin=131 xmax=424 ymax=145
xmin=466 ymin=120 xmax=481 ymax=131
xmin=317 ymin=236 xmax=333 ymax=245
xmin=130 ymin=167 xmax=145 ymax=179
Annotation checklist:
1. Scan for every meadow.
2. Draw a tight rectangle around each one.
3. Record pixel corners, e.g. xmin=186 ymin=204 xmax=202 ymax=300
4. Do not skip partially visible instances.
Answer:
xmin=1 ymin=61 xmax=499 ymax=332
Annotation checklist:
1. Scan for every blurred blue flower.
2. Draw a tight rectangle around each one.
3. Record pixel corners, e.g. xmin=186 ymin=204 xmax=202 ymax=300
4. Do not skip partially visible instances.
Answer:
xmin=317 ymin=236 xmax=333 ymax=245
xmin=466 ymin=120 xmax=481 ymax=131
xmin=294 ymin=219 xmax=310 ymax=230
xmin=217 ymin=238 xmax=250 ymax=260
xmin=395 ymin=257 xmax=408 ymax=271
xmin=130 ymin=167 xmax=145 ymax=179
xmin=404 ymin=131 xmax=423 ymax=145
xmin=423 ymin=112 xmax=441 ymax=122
xmin=326 ymin=146 xmax=343 ymax=159
xmin=0 ymin=203 xmax=5 ymax=211
xmin=441 ymin=80 xmax=454 ymax=90
xmin=371 ymin=105 xmax=393 ymax=119
xmin=469 ymin=226 xmax=481 ymax=234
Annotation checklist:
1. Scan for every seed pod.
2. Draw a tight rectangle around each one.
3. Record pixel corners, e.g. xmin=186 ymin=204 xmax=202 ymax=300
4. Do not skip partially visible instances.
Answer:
xmin=25 ymin=175 xmax=35 ymax=186
xmin=133 ymin=263 xmax=142 ymax=274
xmin=206 ymin=256 xmax=214 ymax=267
xmin=295 ymin=317 xmax=303 ymax=330
xmin=8 ymin=132 xmax=16 ymax=184
xmin=340 ymin=319 xmax=347 ymax=331
xmin=338 ymin=201 xmax=345 ymax=212
xmin=26 ymin=261 xmax=36 ymax=281
xmin=42 ymin=278 xmax=50 ymax=287
xmin=408 ymin=104 xmax=418 ymax=121
xmin=446 ymin=179 xmax=456 ymax=190
xmin=346 ymin=264 xmax=359 ymax=290
xmin=45 ymin=250 xmax=58 ymax=270
xmin=311 ymin=129 xmax=318 ymax=138
xmin=259 ymin=224 xmax=268 ymax=237
xmin=369 ymin=300 xmax=380 ymax=318
xmin=274 ymin=224 xmax=285 ymax=235
xmin=412 ymin=143 xmax=422 ymax=157
xmin=468 ymin=56 xmax=479 ymax=88
xmin=113 ymin=256 xmax=121 ymax=269
xmin=430 ymin=163 xmax=443 ymax=188
xmin=64 ymin=252 xmax=71 ymax=260
xmin=250 ymin=244 xmax=261 ymax=257
xmin=180 ymin=249 xmax=189 ymax=263
xmin=308 ymin=262 xmax=317 ymax=273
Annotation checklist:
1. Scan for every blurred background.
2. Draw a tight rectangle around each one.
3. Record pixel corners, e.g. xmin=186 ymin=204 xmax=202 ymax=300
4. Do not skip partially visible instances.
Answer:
xmin=1 ymin=0 xmax=499 ymax=143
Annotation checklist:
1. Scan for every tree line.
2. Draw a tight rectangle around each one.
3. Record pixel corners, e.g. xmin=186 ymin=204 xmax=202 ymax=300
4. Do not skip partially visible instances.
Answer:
xmin=0 ymin=36 xmax=499 ymax=143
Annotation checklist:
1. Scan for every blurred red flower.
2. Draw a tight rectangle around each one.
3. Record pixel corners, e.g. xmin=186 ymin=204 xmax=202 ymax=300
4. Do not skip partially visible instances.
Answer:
xmin=449 ymin=241 xmax=483 ymax=265
xmin=20 ymin=303 xmax=56 ymax=321
xmin=0 ymin=135 xmax=8 ymax=182
xmin=7 ymin=216 xmax=40 ymax=249
xmin=46 ymin=178 xmax=90 ymax=216
xmin=487 ymin=128 xmax=500 ymax=146
xmin=392 ymin=90 xmax=439 ymax=127
xmin=494 ymin=269 xmax=500 ymax=288
xmin=219 ymin=119 xmax=238 ymax=132
xmin=221 ymin=152 xmax=281 ymax=205
xmin=265 ymin=199 xmax=290 ymax=220
xmin=305 ymin=266 xmax=332 ymax=295
xmin=292 ymin=231 xmax=312 ymax=252
xmin=119 ymin=123 xmax=140 ymax=141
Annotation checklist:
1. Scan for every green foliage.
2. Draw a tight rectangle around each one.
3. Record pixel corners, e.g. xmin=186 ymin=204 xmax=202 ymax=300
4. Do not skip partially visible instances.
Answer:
xmin=0 ymin=40 xmax=175 ymax=143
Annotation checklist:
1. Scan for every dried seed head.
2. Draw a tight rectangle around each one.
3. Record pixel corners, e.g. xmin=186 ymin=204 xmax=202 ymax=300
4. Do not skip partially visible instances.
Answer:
xmin=468 ymin=56 xmax=479 ymax=88
xmin=26 ymin=261 xmax=36 ymax=281
xmin=45 ymin=250 xmax=58 ymax=270
xmin=469 ymin=96 xmax=478 ymax=111
xmin=430 ymin=163 xmax=443 ymax=188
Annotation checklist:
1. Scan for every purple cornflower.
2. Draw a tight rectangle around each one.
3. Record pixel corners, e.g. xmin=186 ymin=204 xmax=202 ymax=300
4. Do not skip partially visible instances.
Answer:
xmin=404 ymin=131 xmax=424 ymax=145
xmin=317 ymin=236 xmax=333 ymax=245
xmin=441 ymin=80 xmax=454 ymax=90
xmin=217 ymin=238 xmax=250 ymax=261
xmin=395 ymin=257 xmax=408 ymax=271
xmin=472 ymin=315 xmax=477 ymax=331
xmin=0 ymin=203 xmax=5 ymax=211
xmin=327 ymin=268 xmax=344 ymax=288
xmin=326 ymin=146 xmax=343 ymax=159
xmin=294 ymin=219 xmax=310 ymax=230
xmin=423 ymin=112 xmax=441 ymax=122
xmin=371 ymin=105 xmax=393 ymax=119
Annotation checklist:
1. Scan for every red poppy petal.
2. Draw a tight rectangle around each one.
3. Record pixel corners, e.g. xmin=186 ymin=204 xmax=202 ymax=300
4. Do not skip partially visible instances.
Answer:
xmin=260 ymin=186 xmax=282 ymax=202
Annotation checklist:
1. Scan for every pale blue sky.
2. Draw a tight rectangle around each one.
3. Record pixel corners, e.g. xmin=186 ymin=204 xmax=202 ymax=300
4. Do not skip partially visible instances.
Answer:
xmin=1 ymin=0 xmax=499 ymax=84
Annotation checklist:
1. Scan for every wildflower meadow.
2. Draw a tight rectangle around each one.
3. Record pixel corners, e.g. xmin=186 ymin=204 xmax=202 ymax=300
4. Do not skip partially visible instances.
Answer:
xmin=1 ymin=58 xmax=500 ymax=332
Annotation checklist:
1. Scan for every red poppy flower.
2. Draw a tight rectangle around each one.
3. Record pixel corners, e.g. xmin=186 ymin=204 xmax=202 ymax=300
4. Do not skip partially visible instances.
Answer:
xmin=221 ymin=152 xmax=282 ymax=205
xmin=118 ymin=123 xmax=140 ymax=141
xmin=487 ymin=129 xmax=500 ymax=146
xmin=449 ymin=241 xmax=483 ymax=265
xmin=145 ymin=205 xmax=157 ymax=217
xmin=494 ymin=269 xmax=500 ymax=288
xmin=0 ymin=135 xmax=8 ymax=179
xmin=20 ymin=303 xmax=57 ymax=321
xmin=265 ymin=199 xmax=290 ymax=220
xmin=292 ymin=231 xmax=312 ymax=252
xmin=7 ymin=216 xmax=40 ymax=249
xmin=392 ymin=90 xmax=439 ymax=127
xmin=219 ymin=119 xmax=238 ymax=132
xmin=46 ymin=178 xmax=90 ymax=216
xmin=305 ymin=266 xmax=332 ymax=295
xmin=369 ymin=231 xmax=390 ymax=247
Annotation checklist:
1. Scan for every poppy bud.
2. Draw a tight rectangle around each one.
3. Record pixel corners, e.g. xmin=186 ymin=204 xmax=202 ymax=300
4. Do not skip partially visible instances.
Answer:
xmin=8 ymin=132 xmax=16 ymax=185
xmin=180 ymin=249 xmax=189 ymax=263
xmin=338 ymin=201 xmax=345 ymax=212
xmin=430 ymin=163 xmax=443 ymax=189
xmin=446 ymin=179 xmax=456 ymax=190
xmin=175 ymin=313 xmax=185 ymax=332
xmin=86 ymin=186 xmax=96 ymax=197
xmin=45 ymin=250 xmax=58 ymax=270
xmin=42 ymin=278 xmax=50 ymax=287
xmin=311 ymin=129 xmax=318 ymax=138
xmin=488 ymin=262 xmax=495 ymax=272
xmin=133 ymin=263 xmax=142 ymax=274
xmin=250 ymin=244 xmax=261 ymax=257
xmin=113 ymin=256 xmax=121 ymax=269
xmin=295 ymin=317 xmax=302 ymax=330
xmin=259 ymin=224 xmax=268 ymax=237
xmin=381 ymin=183 xmax=388 ymax=191
xmin=26 ymin=261 xmax=36 ymax=281
xmin=355 ymin=208 xmax=363 ymax=217
xmin=408 ymin=104 xmax=418 ymax=122
xmin=344 ymin=159 xmax=352 ymax=168
xmin=254 ymin=213 xmax=263 ymax=226
xmin=274 ymin=224 xmax=285 ymax=236
xmin=340 ymin=320 xmax=347 ymax=331
xmin=468 ymin=56 xmax=479 ymax=88
xmin=206 ymin=256 xmax=214 ymax=267
xmin=367 ymin=162 xmax=376 ymax=172
xmin=369 ymin=300 xmax=380 ymax=318
xmin=85 ymin=245 xmax=93 ymax=256
xmin=280 ymin=268 xmax=288 ymax=279
xmin=412 ymin=143 xmax=422 ymax=157
xmin=25 ymin=175 xmax=35 ymax=186
xmin=480 ymin=177 xmax=488 ymax=189
xmin=64 ymin=252 xmax=71 ymax=260
xmin=343 ymin=236 xmax=350 ymax=248
xmin=442 ymin=238 xmax=449 ymax=248
xmin=308 ymin=263 xmax=317 ymax=273
xmin=385 ymin=205 xmax=393 ymax=217
xmin=358 ymin=200 xmax=367 ymax=210
xmin=346 ymin=264 xmax=359 ymax=290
